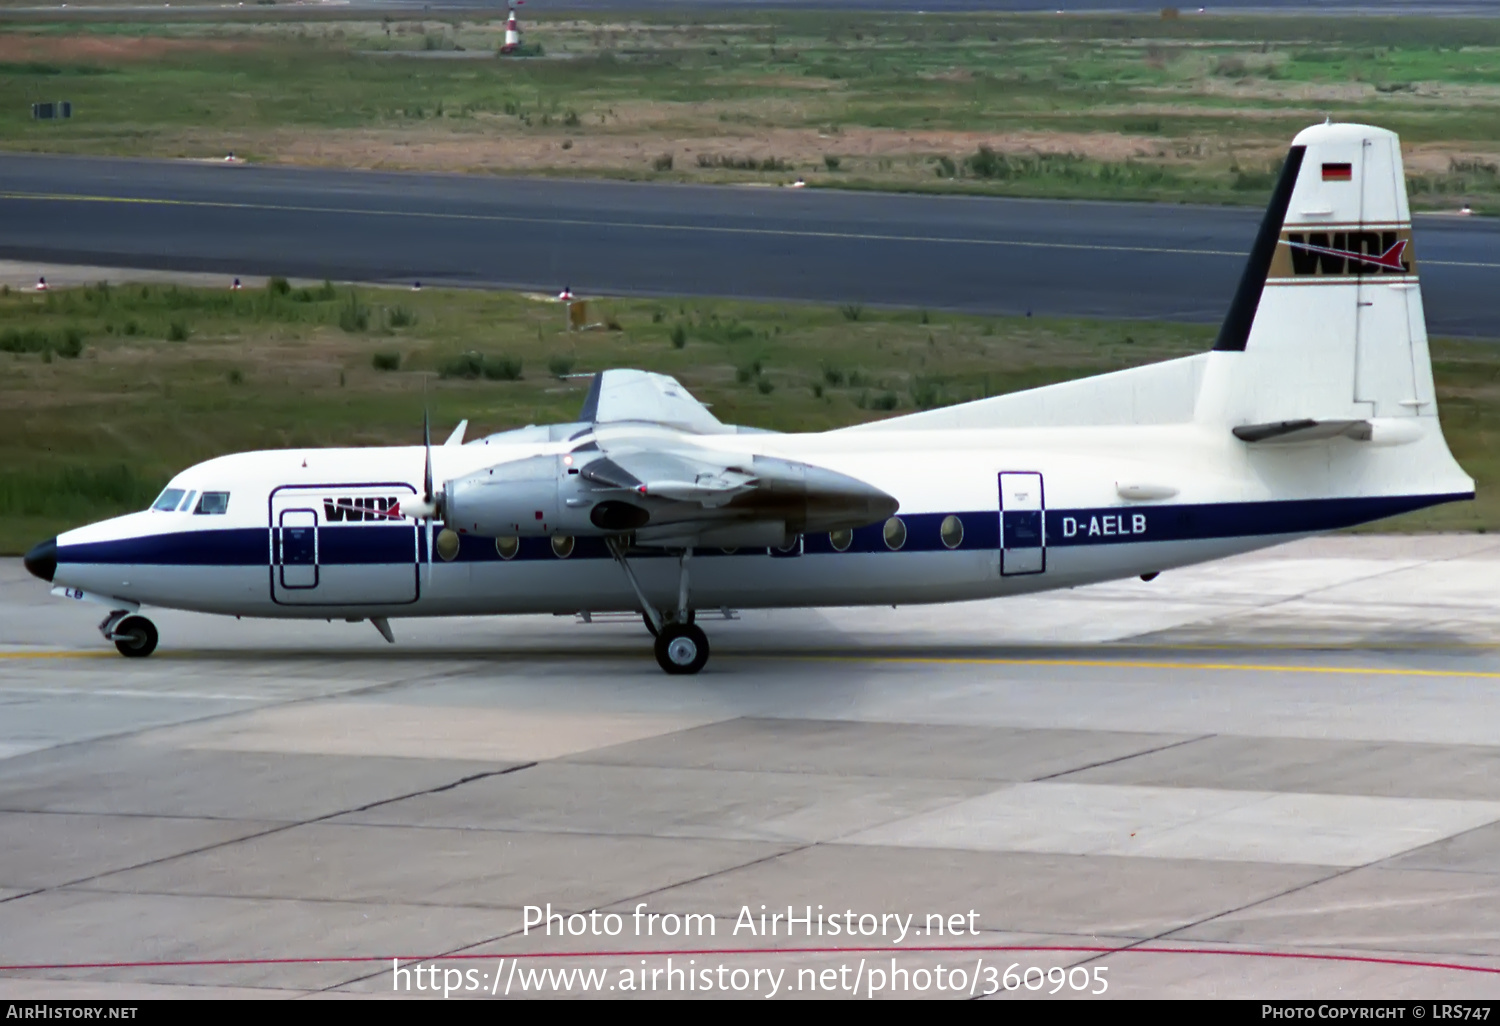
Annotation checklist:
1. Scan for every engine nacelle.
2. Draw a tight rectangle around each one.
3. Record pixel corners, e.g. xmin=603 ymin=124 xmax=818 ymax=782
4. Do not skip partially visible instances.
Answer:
xmin=443 ymin=455 xmax=642 ymax=537
xmin=441 ymin=451 xmax=897 ymax=542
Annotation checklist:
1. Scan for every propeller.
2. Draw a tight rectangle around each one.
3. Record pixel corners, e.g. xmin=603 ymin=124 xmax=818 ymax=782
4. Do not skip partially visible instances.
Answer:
xmin=401 ymin=403 xmax=445 ymax=583
xmin=423 ymin=409 xmax=436 ymax=581
xmin=404 ymin=407 xmax=442 ymax=520
xmin=423 ymin=406 xmax=435 ymax=509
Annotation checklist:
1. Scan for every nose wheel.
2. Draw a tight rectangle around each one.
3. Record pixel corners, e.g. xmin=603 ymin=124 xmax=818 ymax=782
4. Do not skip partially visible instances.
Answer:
xmin=109 ymin=615 xmax=159 ymax=658
xmin=655 ymin=622 xmax=709 ymax=675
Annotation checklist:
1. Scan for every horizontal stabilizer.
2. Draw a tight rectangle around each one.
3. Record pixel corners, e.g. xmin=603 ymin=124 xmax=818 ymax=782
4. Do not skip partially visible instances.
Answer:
xmin=1231 ymin=418 xmax=1425 ymax=446
xmin=1231 ymin=419 xmax=1362 ymax=444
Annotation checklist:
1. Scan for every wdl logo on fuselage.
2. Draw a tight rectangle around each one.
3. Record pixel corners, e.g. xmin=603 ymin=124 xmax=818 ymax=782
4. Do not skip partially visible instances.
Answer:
xmin=322 ymin=496 xmax=404 ymax=522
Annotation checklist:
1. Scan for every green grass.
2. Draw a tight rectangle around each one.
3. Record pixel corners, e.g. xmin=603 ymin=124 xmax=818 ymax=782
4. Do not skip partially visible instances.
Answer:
xmin=1 ymin=280 xmax=1495 ymax=553
xmin=3 ymin=12 xmax=1500 ymax=205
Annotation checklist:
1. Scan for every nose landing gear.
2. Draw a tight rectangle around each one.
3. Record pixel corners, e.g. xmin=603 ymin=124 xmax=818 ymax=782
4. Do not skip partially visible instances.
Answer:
xmin=101 ymin=611 xmax=158 ymax=658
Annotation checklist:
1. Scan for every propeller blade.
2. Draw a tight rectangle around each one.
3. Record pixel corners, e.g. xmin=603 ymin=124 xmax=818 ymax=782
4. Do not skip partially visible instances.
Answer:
xmin=422 ymin=407 xmax=434 ymax=504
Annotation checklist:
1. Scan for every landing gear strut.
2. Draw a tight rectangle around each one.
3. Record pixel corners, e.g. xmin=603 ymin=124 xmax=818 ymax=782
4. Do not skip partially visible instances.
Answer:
xmin=101 ymin=611 xmax=158 ymax=658
xmin=641 ymin=609 xmax=693 ymax=638
xmin=607 ymin=538 xmax=709 ymax=675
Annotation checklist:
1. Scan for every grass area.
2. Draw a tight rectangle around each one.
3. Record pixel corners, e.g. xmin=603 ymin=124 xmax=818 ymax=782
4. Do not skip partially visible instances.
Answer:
xmin=1 ymin=280 xmax=1493 ymax=554
xmin=2 ymin=12 xmax=1500 ymax=205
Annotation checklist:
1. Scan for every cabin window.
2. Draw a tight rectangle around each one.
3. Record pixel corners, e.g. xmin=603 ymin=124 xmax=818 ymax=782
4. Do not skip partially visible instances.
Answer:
xmin=829 ymin=529 xmax=853 ymax=552
xmin=940 ymin=515 xmax=964 ymax=549
xmin=195 ymin=491 xmax=230 ymax=515
xmin=436 ymin=529 xmax=461 ymax=562
xmin=495 ymin=536 xmax=520 ymax=560
xmin=883 ymin=516 xmax=907 ymax=551
xmin=151 ymin=488 xmax=185 ymax=512
xmin=551 ymin=535 xmax=575 ymax=559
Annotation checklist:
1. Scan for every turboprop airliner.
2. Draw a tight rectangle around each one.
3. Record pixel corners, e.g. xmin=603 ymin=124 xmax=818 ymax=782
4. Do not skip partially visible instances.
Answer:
xmin=21 ymin=122 xmax=1475 ymax=674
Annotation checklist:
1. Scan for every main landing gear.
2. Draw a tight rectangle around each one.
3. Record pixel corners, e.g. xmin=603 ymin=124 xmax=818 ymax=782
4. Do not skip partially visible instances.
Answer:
xmin=655 ymin=622 xmax=709 ymax=675
xmin=101 ymin=611 xmax=158 ymax=658
xmin=607 ymin=538 xmax=710 ymax=675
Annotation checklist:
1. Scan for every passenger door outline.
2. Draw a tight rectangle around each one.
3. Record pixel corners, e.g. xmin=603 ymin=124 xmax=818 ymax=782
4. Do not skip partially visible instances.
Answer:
xmin=277 ymin=508 xmax=319 ymax=590
xmin=999 ymin=471 xmax=1046 ymax=576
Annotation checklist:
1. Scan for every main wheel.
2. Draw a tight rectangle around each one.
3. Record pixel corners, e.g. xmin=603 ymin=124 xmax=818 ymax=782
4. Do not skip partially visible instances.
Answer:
xmin=642 ymin=609 xmax=694 ymax=638
xmin=113 ymin=615 xmax=158 ymax=658
xmin=654 ymin=622 xmax=709 ymax=675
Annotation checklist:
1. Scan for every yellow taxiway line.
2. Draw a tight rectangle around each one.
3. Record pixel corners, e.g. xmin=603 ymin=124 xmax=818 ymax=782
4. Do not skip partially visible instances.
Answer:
xmin=4 ymin=648 xmax=1500 ymax=680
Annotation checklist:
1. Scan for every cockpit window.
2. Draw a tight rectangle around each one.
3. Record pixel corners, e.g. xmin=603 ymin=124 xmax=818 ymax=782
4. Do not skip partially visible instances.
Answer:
xmin=151 ymin=488 xmax=185 ymax=512
xmin=177 ymin=491 xmax=196 ymax=512
xmin=195 ymin=491 xmax=230 ymax=515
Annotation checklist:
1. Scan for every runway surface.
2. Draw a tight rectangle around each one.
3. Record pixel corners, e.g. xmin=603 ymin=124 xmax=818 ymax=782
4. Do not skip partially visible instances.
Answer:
xmin=3 ymin=154 xmax=1499 ymax=335
xmin=3 ymin=535 xmax=1500 ymax=998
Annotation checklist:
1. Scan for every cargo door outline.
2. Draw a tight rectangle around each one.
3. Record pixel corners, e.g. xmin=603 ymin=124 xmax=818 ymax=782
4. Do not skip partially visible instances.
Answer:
xmin=277 ymin=509 xmax=319 ymax=590
xmin=999 ymin=471 xmax=1046 ymax=576
xmin=269 ymin=482 xmax=419 ymax=606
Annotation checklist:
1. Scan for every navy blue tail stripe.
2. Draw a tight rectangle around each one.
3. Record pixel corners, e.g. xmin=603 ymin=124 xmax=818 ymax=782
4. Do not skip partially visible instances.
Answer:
xmin=55 ymin=493 xmax=1470 ymax=567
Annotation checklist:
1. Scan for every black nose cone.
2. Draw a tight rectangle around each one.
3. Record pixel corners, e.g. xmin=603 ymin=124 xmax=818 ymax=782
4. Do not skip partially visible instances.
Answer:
xmin=23 ymin=537 xmax=56 ymax=582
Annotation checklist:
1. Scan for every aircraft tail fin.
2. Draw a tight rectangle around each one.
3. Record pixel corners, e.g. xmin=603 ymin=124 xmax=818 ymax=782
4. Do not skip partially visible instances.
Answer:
xmin=1195 ymin=122 xmax=1434 ymax=428
xmin=1191 ymin=122 xmax=1470 ymax=506
xmin=845 ymin=120 xmax=1470 ymax=513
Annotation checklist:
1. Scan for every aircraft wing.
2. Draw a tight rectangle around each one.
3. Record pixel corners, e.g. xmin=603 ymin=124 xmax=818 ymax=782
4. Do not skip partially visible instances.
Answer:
xmin=579 ymin=369 xmax=729 ymax=435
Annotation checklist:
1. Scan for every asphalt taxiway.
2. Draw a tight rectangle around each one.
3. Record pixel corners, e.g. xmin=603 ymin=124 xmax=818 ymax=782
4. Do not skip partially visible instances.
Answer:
xmin=2 ymin=534 xmax=1500 ymax=998
xmin=3 ymin=154 xmax=1499 ymax=335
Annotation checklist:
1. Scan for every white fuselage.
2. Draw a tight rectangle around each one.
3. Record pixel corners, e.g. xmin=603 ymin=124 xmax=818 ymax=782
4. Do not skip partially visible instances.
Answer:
xmin=48 ymin=419 xmax=1468 ymax=621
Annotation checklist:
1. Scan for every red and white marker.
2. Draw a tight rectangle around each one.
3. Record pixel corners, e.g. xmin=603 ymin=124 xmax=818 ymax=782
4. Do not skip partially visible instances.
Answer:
xmin=34 ymin=276 xmax=47 ymax=292
xmin=557 ymin=285 xmax=574 ymax=301
xmin=501 ymin=3 xmax=523 ymax=54
xmin=231 ymin=277 xmax=242 ymax=290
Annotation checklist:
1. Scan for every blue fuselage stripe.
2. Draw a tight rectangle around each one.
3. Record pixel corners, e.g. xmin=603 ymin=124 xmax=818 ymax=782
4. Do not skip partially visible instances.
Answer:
xmin=55 ymin=493 xmax=1471 ymax=567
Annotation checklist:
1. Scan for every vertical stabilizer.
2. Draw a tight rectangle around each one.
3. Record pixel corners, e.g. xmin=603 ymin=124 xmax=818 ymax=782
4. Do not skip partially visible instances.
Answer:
xmin=1195 ymin=123 xmax=1434 ymax=427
